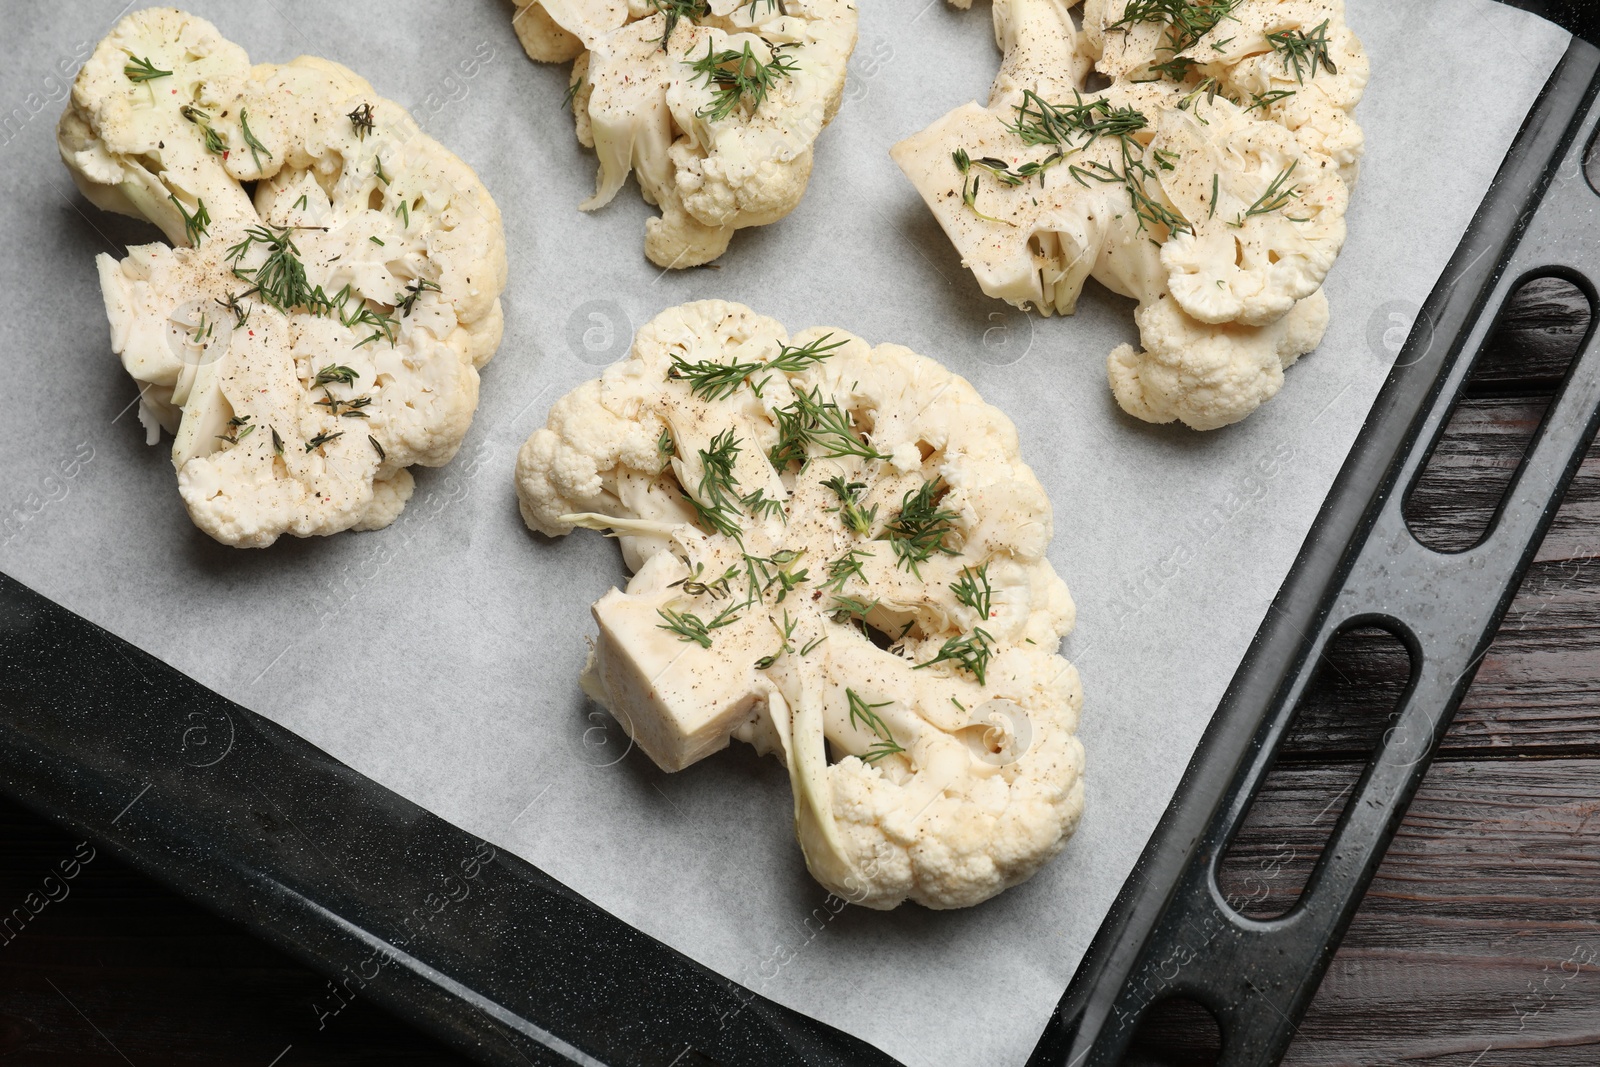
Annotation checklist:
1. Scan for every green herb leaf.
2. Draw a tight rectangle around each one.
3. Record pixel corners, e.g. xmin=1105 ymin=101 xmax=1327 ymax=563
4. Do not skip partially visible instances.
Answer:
xmin=821 ymin=476 xmax=878 ymax=536
xmin=881 ymin=477 xmax=959 ymax=577
xmin=1266 ymin=19 xmax=1337 ymax=84
xmin=651 ymin=0 xmax=709 ymax=48
xmin=123 ymin=54 xmax=172 ymax=84
xmin=952 ymin=563 xmax=993 ymax=621
xmin=238 ymin=107 xmax=272 ymax=171
xmin=846 ymin=688 xmax=904 ymax=763
xmin=313 ymin=364 xmax=360 ymax=388
xmin=348 ymin=102 xmax=375 ymax=139
xmin=688 ymin=39 xmax=799 ymax=122
xmin=168 ymin=195 xmax=210 ymax=246
xmin=305 ymin=430 xmax=345 ymax=453
xmin=914 ymin=627 xmax=995 ymax=685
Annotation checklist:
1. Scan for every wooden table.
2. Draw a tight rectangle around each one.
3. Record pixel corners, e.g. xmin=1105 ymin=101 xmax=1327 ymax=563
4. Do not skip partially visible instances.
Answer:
xmin=0 ymin=280 xmax=1595 ymax=1065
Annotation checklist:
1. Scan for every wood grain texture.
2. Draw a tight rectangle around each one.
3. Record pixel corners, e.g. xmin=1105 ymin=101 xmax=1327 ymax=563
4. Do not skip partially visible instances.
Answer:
xmin=1271 ymin=760 xmax=1600 ymax=1066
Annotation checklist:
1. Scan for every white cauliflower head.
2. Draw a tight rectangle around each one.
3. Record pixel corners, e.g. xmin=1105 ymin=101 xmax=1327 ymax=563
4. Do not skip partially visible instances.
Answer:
xmin=60 ymin=8 xmax=508 ymax=547
xmin=516 ymin=300 xmax=1085 ymax=910
xmin=895 ymin=0 xmax=1366 ymax=430
xmin=511 ymin=0 xmax=858 ymax=268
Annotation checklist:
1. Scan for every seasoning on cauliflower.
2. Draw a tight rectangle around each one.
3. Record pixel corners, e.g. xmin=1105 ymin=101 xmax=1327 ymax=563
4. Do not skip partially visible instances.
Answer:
xmin=59 ymin=8 xmax=508 ymax=547
xmin=511 ymin=0 xmax=858 ymax=268
xmin=516 ymin=300 xmax=1085 ymax=910
xmin=892 ymin=0 xmax=1366 ymax=430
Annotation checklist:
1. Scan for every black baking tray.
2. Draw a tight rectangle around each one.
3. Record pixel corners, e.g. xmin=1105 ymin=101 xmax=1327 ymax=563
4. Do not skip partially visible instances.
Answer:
xmin=5 ymin=3 xmax=1599 ymax=1066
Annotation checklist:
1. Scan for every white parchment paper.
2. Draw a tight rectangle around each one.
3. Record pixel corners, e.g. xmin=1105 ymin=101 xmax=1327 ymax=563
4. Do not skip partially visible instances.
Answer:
xmin=0 ymin=2 xmax=1570 ymax=1064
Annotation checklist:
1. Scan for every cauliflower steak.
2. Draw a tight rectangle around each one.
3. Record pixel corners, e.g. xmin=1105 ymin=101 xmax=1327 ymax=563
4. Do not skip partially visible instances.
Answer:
xmin=517 ymin=300 xmax=1085 ymax=910
xmin=893 ymin=0 xmax=1366 ymax=430
xmin=60 ymin=8 xmax=509 ymax=546
xmin=511 ymin=0 xmax=857 ymax=268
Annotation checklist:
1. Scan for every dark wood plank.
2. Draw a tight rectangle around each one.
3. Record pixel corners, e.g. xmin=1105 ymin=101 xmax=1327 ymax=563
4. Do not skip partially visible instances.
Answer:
xmin=1470 ymin=275 xmax=1591 ymax=393
xmin=1267 ymin=760 xmax=1600 ymax=1066
xmin=1403 ymin=398 xmax=1600 ymax=561
xmin=1281 ymin=554 xmax=1600 ymax=759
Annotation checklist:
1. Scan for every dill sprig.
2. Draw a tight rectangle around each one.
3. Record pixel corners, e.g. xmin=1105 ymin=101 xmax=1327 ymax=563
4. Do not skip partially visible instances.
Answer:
xmin=651 ymin=0 xmax=708 ymax=48
xmin=740 ymin=488 xmax=787 ymax=522
xmin=1068 ymin=151 xmax=1193 ymax=236
xmin=561 ymin=77 xmax=584 ymax=110
xmin=846 ymin=689 xmax=904 ymax=764
xmin=217 ymin=292 xmax=250 ymax=329
xmin=227 ymin=226 xmax=315 ymax=313
xmin=822 ymin=476 xmax=878 ymax=536
xmin=1243 ymin=88 xmax=1297 ymax=113
xmin=315 ymin=393 xmax=373 ymax=419
xmin=1012 ymin=90 xmax=1148 ymax=153
xmin=770 ymin=333 xmax=847 ymax=373
xmin=684 ymin=430 xmax=744 ymax=538
xmin=666 ymin=353 xmax=761 ymax=400
xmin=238 ymin=108 xmax=271 ymax=171
xmin=881 ymin=478 xmax=959 ymax=577
xmin=305 ymin=430 xmax=344 ymax=453
xmin=828 ymin=594 xmax=878 ymax=624
xmin=958 ymin=91 xmax=1188 ymax=236
xmin=187 ymin=313 xmax=213 ymax=346
xmin=1267 ymin=19 xmax=1337 ymax=84
xmin=348 ymin=102 xmax=375 ymax=139
xmin=953 ymin=162 xmax=1013 ymax=227
xmin=915 ymin=628 xmax=995 ymax=685
xmin=1232 ymin=159 xmax=1300 ymax=226
xmin=952 ymin=563 xmax=993 ymax=621
xmin=657 ymin=427 xmax=675 ymax=470
xmin=313 ymin=364 xmax=360 ymax=388
xmin=180 ymin=105 xmax=227 ymax=154
xmin=343 ymin=303 xmax=399 ymax=348
xmin=1147 ymin=55 xmax=1199 ymax=81
xmin=821 ymin=548 xmax=872 ymax=593
xmin=123 ymin=54 xmax=171 ymax=84
xmin=396 ymin=278 xmax=441 ymax=316
xmin=743 ymin=550 xmax=807 ymax=604
xmin=1109 ymin=0 xmax=1238 ymax=56
xmin=769 ymin=387 xmax=888 ymax=465
xmin=688 ymin=40 xmax=799 ymax=122
xmin=670 ymin=561 xmax=739 ymax=599
xmin=168 ymin=195 xmax=210 ymax=246
xmin=755 ymin=610 xmax=798 ymax=670
xmin=656 ymin=603 xmax=741 ymax=648
xmin=665 ymin=333 xmax=844 ymax=401
xmin=215 ymin=415 xmax=254 ymax=445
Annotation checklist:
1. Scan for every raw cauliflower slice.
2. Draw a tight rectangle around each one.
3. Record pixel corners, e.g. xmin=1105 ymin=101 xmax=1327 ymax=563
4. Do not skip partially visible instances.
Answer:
xmin=516 ymin=300 xmax=1085 ymax=910
xmin=60 ymin=8 xmax=508 ymax=547
xmin=895 ymin=0 xmax=1365 ymax=430
xmin=511 ymin=0 xmax=858 ymax=268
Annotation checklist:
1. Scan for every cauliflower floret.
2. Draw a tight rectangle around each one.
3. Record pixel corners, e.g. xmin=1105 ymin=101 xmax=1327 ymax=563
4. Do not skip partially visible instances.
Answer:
xmin=1108 ymin=286 xmax=1330 ymax=430
xmin=897 ymin=0 xmax=1365 ymax=430
xmin=60 ymin=9 xmax=508 ymax=547
xmin=516 ymin=300 xmax=1085 ymax=910
xmin=1152 ymin=97 xmax=1347 ymax=326
xmin=511 ymin=0 xmax=858 ymax=267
